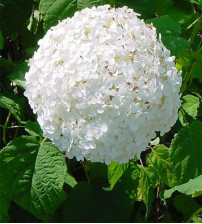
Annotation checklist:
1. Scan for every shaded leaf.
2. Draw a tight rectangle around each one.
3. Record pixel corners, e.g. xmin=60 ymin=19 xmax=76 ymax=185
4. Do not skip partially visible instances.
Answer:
xmin=9 ymin=62 xmax=28 ymax=89
xmin=162 ymin=36 xmax=190 ymax=57
xmin=173 ymin=194 xmax=202 ymax=222
xmin=0 ymin=31 xmax=4 ymax=49
xmin=146 ymin=15 xmax=181 ymax=36
xmin=139 ymin=166 xmax=158 ymax=218
xmin=63 ymin=181 xmax=132 ymax=222
xmin=0 ymin=92 xmax=25 ymax=122
xmin=25 ymin=120 xmax=43 ymax=137
xmin=108 ymin=162 xmax=129 ymax=189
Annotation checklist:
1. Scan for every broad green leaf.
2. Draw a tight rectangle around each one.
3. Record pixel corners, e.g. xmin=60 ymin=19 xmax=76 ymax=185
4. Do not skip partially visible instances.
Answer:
xmin=173 ymin=194 xmax=202 ymax=223
xmin=0 ymin=190 xmax=10 ymax=222
xmin=155 ymin=0 xmax=195 ymax=25
xmin=181 ymin=94 xmax=200 ymax=118
xmin=87 ymin=162 xmax=108 ymax=187
xmin=146 ymin=15 xmax=181 ymax=36
xmin=9 ymin=62 xmax=28 ymax=89
xmin=0 ymin=31 xmax=4 ymax=49
xmin=162 ymin=36 xmax=190 ymax=57
xmin=138 ymin=166 xmax=158 ymax=218
xmin=146 ymin=145 xmax=170 ymax=184
xmin=0 ymin=92 xmax=25 ymax=122
xmin=108 ymin=162 xmax=129 ymax=189
xmin=39 ymin=0 xmax=77 ymax=31
xmin=63 ymin=181 xmax=132 ymax=222
xmin=148 ymin=121 xmax=202 ymax=187
xmin=164 ymin=175 xmax=202 ymax=199
xmin=25 ymin=121 xmax=43 ymax=137
xmin=190 ymin=54 xmax=202 ymax=83
xmin=0 ymin=136 xmax=67 ymax=221
xmin=116 ymin=0 xmax=157 ymax=20
xmin=0 ymin=0 xmax=32 ymax=34
xmin=121 ymin=163 xmax=140 ymax=203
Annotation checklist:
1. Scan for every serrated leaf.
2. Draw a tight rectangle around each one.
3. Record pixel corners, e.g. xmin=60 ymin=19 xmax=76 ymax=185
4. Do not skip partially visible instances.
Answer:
xmin=9 ymin=62 xmax=28 ymax=89
xmin=63 ymin=181 xmax=132 ymax=222
xmin=139 ymin=166 xmax=158 ymax=218
xmin=108 ymin=162 xmax=129 ymax=189
xmin=0 ymin=92 xmax=25 ymax=122
xmin=25 ymin=120 xmax=43 ymax=137
xmin=0 ymin=136 xmax=67 ymax=221
xmin=164 ymin=175 xmax=202 ymax=199
xmin=146 ymin=15 xmax=181 ymax=36
xmin=181 ymin=94 xmax=200 ymax=118
xmin=39 ymin=0 xmax=77 ymax=31
xmin=162 ymin=36 xmax=190 ymax=57
xmin=147 ymin=121 xmax=202 ymax=188
xmin=121 ymin=163 xmax=140 ymax=203
xmin=39 ymin=0 xmax=116 ymax=31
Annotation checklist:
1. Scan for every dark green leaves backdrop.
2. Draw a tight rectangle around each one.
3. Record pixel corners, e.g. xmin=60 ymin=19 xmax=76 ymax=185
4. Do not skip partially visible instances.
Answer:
xmin=0 ymin=0 xmax=202 ymax=222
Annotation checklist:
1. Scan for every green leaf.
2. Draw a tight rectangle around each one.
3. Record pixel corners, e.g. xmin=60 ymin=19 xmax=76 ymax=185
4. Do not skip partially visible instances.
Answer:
xmin=116 ymin=0 xmax=157 ymax=20
xmin=64 ymin=173 xmax=77 ymax=188
xmin=0 ymin=190 xmax=10 ymax=222
xmin=0 ymin=92 xmax=25 ymax=122
xmin=25 ymin=121 xmax=43 ymax=137
xmin=0 ymin=0 xmax=32 ymax=34
xmin=139 ymin=166 xmax=158 ymax=218
xmin=63 ymin=181 xmax=132 ymax=222
xmin=162 ymin=36 xmax=190 ymax=57
xmin=121 ymin=163 xmax=140 ymax=203
xmin=78 ymin=0 xmax=115 ymax=10
xmin=155 ymin=0 xmax=194 ymax=25
xmin=173 ymin=194 xmax=202 ymax=223
xmin=108 ymin=162 xmax=129 ymax=189
xmin=146 ymin=15 xmax=181 ymax=36
xmin=39 ymin=0 xmax=77 ymax=31
xmin=0 ymin=136 xmax=67 ymax=221
xmin=190 ymin=54 xmax=202 ymax=83
xmin=0 ymin=31 xmax=4 ymax=49
xmin=148 ymin=121 xmax=202 ymax=187
xmin=164 ymin=175 xmax=202 ymax=199
xmin=9 ymin=62 xmax=28 ymax=89
xmin=181 ymin=94 xmax=200 ymax=118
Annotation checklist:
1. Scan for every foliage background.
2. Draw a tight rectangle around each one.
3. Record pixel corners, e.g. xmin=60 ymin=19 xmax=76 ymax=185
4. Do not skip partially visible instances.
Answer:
xmin=0 ymin=0 xmax=202 ymax=222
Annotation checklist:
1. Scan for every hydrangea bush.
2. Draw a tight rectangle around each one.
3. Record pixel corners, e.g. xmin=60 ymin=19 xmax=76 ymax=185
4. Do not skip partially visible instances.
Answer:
xmin=25 ymin=5 xmax=182 ymax=164
xmin=1 ymin=0 xmax=201 ymax=222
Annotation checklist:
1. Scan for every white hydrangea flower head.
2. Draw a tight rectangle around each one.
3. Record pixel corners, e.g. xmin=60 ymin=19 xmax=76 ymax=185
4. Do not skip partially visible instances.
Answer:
xmin=25 ymin=5 xmax=182 ymax=164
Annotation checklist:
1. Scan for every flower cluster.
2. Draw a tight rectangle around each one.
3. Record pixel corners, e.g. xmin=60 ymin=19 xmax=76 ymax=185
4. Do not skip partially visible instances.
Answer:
xmin=25 ymin=5 xmax=182 ymax=164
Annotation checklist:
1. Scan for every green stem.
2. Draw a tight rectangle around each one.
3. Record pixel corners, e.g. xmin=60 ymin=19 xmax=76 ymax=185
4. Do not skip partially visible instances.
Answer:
xmin=41 ymin=137 xmax=48 ymax=145
xmin=180 ymin=108 xmax=189 ymax=127
xmin=0 ymin=124 xmax=25 ymax=129
xmin=189 ymin=15 xmax=202 ymax=44
xmin=3 ymin=112 xmax=11 ymax=145
xmin=81 ymin=161 xmax=91 ymax=184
